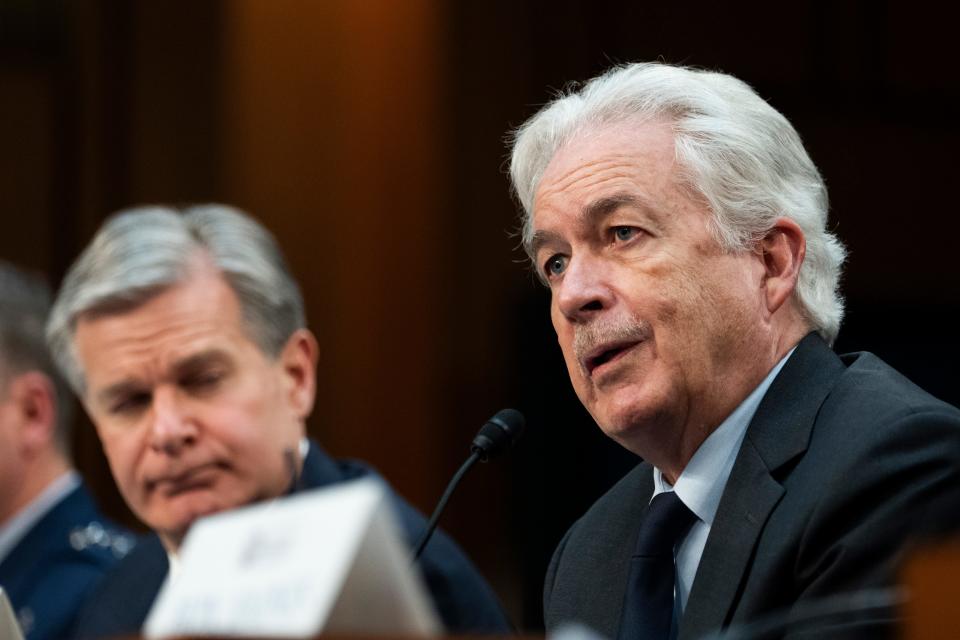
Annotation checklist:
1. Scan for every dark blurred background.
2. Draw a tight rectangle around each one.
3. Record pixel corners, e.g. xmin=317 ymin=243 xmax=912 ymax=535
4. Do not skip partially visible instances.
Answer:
xmin=1 ymin=0 xmax=957 ymax=630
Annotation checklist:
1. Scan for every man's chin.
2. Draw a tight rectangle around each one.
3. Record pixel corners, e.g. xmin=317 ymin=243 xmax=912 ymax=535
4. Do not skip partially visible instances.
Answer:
xmin=593 ymin=399 xmax=671 ymax=453
xmin=148 ymin=487 xmax=281 ymax=549
xmin=150 ymin=502 xmax=224 ymax=545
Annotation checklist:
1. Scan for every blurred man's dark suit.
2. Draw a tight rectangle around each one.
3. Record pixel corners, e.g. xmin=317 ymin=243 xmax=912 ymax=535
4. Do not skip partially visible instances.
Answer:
xmin=544 ymin=333 xmax=960 ymax=639
xmin=72 ymin=443 xmax=510 ymax=638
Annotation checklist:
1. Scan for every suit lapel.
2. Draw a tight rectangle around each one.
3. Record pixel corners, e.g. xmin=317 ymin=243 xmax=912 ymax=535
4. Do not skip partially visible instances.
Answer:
xmin=679 ymin=439 xmax=783 ymax=640
xmin=297 ymin=440 xmax=345 ymax=491
xmin=680 ymin=334 xmax=845 ymax=640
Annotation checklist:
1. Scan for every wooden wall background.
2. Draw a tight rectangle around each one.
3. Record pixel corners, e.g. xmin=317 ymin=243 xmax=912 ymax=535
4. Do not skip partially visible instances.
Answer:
xmin=1 ymin=0 xmax=957 ymax=627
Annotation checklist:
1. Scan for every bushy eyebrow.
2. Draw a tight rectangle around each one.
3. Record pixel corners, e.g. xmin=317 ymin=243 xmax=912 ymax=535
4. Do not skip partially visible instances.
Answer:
xmin=528 ymin=229 xmax=564 ymax=260
xmin=96 ymin=381 xmax=146 ymax=409
xmin=93 ymin=349 xmax=233 ymax=407
xmin=173 ymin=349 xmax=232 ymax=379
xmin=582 ymin=193 xmax=643 ymax=221
xmin=529 ymin=192 xmax=645 ymax=258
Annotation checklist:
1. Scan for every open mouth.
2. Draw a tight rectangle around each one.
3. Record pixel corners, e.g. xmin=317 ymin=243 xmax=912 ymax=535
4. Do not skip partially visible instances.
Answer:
xmin=584 ymin=340 xmax=641 ymax=376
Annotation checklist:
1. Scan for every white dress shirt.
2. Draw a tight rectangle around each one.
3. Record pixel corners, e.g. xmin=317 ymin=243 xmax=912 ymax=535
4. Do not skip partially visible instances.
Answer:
xmin=651 ymin=348 xmax=795 ymax=619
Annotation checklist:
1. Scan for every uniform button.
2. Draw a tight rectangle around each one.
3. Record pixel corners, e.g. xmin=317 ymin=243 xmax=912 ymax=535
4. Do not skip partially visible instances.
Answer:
xmin=69 ymin=528 xmax=88 ymax=550
xmin=85 ymin=522 xmax=106 ymax=545
xmin=110 ymin=534 xmax=135 ymax=558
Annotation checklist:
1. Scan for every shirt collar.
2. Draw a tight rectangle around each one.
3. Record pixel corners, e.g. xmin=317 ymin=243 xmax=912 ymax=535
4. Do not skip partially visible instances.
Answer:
xmin=0 ymin=471 xmax=81 ymax=563
xmin=653 ymin=348 xmax=796 ymax=524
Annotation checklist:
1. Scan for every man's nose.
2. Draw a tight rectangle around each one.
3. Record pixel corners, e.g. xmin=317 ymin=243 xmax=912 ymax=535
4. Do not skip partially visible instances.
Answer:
xmin=554 ymin=254 xmax=614 ymax=323
xmin=148 ymin=389 xmax=198 ymax=455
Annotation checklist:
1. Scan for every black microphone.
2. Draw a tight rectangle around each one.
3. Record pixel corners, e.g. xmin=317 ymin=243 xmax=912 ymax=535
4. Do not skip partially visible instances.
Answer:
xmin=470 ymin=408 xmax=526 ymax=461
xmin=411 ymin=409 xmax=525 ymax=561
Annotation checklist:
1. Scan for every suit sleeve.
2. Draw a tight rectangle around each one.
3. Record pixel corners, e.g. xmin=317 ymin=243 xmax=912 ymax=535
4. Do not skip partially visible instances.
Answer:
xmin=543 ymin=525 xmax=574 ymax=628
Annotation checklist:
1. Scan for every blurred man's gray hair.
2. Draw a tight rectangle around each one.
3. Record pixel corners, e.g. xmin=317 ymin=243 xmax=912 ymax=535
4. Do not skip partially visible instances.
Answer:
xmin=46 ymin=204 xmax=306 ymax=393
xmin=509 ymin=62 xmax=847 ymax=344
xmin=0 ymin=260 xmax=74 ymax=451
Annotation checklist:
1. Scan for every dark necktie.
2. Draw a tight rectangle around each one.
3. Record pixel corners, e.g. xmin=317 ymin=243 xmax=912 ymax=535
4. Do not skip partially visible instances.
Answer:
xmin=617 ymin=491 xmax=698 ymax=640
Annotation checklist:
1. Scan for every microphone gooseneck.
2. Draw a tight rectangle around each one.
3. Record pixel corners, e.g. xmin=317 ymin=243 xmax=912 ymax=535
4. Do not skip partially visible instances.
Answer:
xmin=411 ymin=451 xmax=481 ymax=561
xmin=411 ymin=409 xmax=526 ymax=561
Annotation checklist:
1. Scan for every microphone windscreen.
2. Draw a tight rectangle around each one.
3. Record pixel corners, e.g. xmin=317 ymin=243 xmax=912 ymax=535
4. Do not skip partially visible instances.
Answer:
xmin=470 ymin=408 xmax=525 ymax=461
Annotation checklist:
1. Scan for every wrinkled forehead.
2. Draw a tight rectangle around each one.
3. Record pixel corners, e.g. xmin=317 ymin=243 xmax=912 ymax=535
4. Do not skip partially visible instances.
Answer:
xmin=537 ymin=120 xmax=678 ymax=196
xmin=71 ymin=266 xmax=268 ymax=382
xmin=532 ymin=121 xmax=681 ymax=220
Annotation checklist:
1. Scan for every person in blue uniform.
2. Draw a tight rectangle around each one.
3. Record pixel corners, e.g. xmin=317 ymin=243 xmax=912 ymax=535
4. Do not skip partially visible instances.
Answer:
xmin=0 ymin=261 xmax=135 ymax=640
xmin=45 ymin=206 xmax=511 ymax=637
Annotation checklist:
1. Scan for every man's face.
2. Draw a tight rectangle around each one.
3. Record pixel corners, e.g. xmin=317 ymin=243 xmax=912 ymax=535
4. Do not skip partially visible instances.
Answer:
xmin=0 ymin=378 xmax=26 ymax=523
xmin=74 ymin=262 xmax=315 ymax=547
xmin=531 ymin=121 xmax=770 ymax=459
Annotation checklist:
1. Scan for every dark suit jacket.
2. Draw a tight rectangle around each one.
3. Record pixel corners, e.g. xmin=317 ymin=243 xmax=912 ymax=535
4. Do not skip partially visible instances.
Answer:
xmin=0 ymin=481 xmax=133 ymax=640
xmin=544 ymin=333 xmax=960 ymax=639
xmin=71 ymin=443 xmax=510 ymax=638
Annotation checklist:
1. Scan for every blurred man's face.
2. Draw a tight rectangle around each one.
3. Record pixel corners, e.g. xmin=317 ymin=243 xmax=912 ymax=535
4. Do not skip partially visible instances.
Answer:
xmin=530 ymin=120 xmax=769 ymax=463
xmin=74 ymin=260 xmax=316 ymax=548
xmin=0 ymin=377 xmax=27 ymax=522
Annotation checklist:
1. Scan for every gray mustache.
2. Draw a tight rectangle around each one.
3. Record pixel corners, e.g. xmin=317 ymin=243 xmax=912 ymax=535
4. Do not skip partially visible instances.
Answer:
xmin=573 ymin=318 xmax=649 ymax=369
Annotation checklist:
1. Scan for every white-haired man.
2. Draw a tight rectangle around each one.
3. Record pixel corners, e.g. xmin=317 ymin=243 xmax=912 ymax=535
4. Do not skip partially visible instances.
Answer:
xmin=0 ymin=261 xmax=133 ymax=640
xmin=47 ymin=206 xmax=510 ymax=638
xmin=509 ymin=62 xmax=960 ymax=639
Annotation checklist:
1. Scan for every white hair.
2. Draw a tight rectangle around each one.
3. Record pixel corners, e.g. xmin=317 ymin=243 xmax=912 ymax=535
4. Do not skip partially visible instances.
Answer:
xmin=46 ymin=204 xmax=306 ymax=393
xmin=509 ymin=62 xmax=847 ymax=344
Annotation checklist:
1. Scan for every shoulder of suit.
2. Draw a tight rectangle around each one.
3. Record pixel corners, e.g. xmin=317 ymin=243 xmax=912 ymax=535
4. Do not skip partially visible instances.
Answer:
xmin=4 ymin=502 xmax=137 ymax=639
xmin=567 ymin=461 xmax=651 ymax=535
xmin=50 ymin=485 xmax=138 ymax=563
xmin=65 ymin=519 xmax=137 ymax=562
xmin=831 ymin=350 xmax=960 ymax=423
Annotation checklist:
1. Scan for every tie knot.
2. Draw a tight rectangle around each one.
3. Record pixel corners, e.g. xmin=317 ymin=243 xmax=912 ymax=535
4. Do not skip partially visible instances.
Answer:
xmin=633 ymin=491 xmax=697 ymax=557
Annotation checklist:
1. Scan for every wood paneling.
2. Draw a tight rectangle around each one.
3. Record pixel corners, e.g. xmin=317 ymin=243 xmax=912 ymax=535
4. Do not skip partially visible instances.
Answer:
xmin=219 ymin=0 xmax=446 ymax=511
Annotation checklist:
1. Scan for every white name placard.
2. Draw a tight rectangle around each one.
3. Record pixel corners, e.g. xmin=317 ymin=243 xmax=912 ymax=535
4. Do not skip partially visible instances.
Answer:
xmin=0 ymin=587 xmax=25 ymax=640
xmin=144 ymin=478 xmax=441 ymax=638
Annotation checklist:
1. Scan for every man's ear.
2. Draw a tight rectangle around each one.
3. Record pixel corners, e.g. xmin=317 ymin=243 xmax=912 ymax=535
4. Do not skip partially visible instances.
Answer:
xmin=7 ymin=371 xmax=58 ymax=456
xmin=759 ymin=217 xmax=806 ymax=315
xmin=279 ymin=328 xmax=319 ymax=420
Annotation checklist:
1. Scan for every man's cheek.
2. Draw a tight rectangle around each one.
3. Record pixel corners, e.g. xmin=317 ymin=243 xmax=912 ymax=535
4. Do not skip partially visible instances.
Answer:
xmin=561 ymin=351 xmax=584 ymax=386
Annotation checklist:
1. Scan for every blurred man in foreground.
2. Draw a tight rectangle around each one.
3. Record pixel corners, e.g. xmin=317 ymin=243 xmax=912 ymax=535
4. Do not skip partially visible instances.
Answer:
xmin=509 ymin=62 xmax=960 ymax=638
xmin=0 ymin=261 xmax=133 ymax=640
xmin=47 ymin=205 xmax=509 ymax=637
